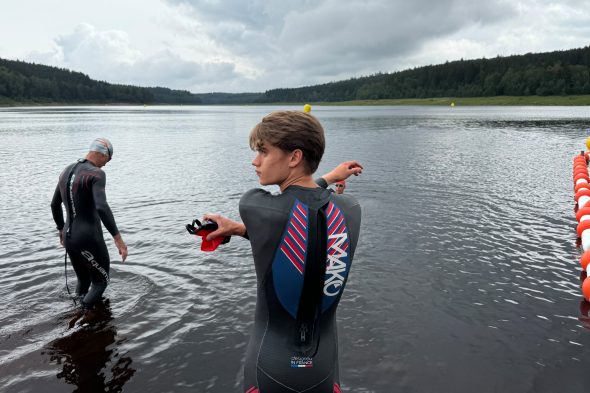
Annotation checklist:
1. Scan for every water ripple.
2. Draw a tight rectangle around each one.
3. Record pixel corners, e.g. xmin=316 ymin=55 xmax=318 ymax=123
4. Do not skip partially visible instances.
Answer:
xmin=2 ymin=106 xmax=590 ymax=392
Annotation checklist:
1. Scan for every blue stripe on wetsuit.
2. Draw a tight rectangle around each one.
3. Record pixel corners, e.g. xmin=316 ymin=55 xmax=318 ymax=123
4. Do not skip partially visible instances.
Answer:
xmin=272 ymin=199 xmax=308 ymax=318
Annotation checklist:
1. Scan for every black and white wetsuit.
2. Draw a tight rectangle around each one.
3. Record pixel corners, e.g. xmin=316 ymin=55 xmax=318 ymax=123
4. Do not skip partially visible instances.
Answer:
xmin=51 ymin=159 xmax=119 ymax=308
xmin=240 ymin=182 xmax=361 ymax=393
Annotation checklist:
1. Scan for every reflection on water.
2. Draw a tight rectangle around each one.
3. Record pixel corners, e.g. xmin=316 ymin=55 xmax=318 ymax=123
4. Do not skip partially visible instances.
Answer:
xmin=43 ymin=300 xmax=135 ymax=393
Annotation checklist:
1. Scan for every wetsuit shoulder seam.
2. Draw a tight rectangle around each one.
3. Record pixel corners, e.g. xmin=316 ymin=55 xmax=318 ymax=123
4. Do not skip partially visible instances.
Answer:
xmin=241 ymin=190 xmax=294 ymax=214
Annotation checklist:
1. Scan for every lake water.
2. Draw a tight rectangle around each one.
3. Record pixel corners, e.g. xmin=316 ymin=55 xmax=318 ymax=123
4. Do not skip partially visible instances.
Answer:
xmin=1 ymin=105 xmax=590 ymax=393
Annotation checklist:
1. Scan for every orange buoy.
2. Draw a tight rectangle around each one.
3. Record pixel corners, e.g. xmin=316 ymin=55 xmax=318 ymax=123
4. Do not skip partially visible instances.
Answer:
xmin=582 ymin=278 xmax=590 ymax=302
xmin=577 ymin=219 xmax=590 ymax=237
xmin=575 ymin=188 xmax=590 ymax=201
xmin=574 ymin=174 xmax=590 ymax=183
xmin=576 ymin=206 xmax=590 ymax=222
xmin=573 ymin=150 xmax=590 ymax=301
xmin=575 ymin=182 xmax=589 ymax=193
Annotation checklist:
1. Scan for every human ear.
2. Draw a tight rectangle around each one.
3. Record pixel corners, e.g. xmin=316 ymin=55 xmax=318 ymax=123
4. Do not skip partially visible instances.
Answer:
xmin=289 ymin=149 xmax=304 ymax=168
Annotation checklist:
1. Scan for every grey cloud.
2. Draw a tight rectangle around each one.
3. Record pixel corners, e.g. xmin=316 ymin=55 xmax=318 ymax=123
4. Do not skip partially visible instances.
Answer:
xmin=162 ymin=0 xmax=518 ymax=86
xmin=26 ymin=23 xmax=243 ymax=92
xmin=163 ymin=0 xmax=309 ymax=57
xmin=19 ymin=0 xmax=590 ymax=93
xmin=278 ymin=0 xmax=516 ymax=75
xmin=165 ymin=0 xmax=302 ymax=31
xmin=122 ymin=51 xmax=240 ymax=89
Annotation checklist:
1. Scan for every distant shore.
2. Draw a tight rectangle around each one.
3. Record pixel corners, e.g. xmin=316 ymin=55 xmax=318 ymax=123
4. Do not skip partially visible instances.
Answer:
xmin=2 ymin=95 xmax=590 ymax=107
xmin=319 ymin=95 xmax=590 ymax=106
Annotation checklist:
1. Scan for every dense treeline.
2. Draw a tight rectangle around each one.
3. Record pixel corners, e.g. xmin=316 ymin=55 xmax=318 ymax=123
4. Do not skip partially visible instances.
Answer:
xmin=258 ymin=46 xmax=590 ymax=102
xmin=2 ymin=46 xmax=590 ymax=105
xmin=196 ymin=92 xmax=263 ymax=104
xmin=0 ymin=58 xmax=202 ymax=104
xmin=149 ymin=87 xmax=203 ymax=104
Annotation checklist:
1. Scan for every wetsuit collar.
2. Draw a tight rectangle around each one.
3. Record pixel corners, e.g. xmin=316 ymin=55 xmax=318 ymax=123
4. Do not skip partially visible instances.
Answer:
xmin=282 ymin=184 xmax=322 ymax=192
xmin=85 ymin=157 xmax=99 ymax=167
xmin=278 ymin=174 xmax=317 ymax=192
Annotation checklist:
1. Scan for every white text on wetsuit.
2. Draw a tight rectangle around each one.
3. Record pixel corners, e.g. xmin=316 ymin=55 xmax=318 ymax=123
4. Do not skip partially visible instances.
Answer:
xmin=81 ymin=250 xmax=110 ymax=283
xmin=323 ymin=232 xmax=347 ymax=296
xmin=69 ymin=174 xmax=77 ymax=219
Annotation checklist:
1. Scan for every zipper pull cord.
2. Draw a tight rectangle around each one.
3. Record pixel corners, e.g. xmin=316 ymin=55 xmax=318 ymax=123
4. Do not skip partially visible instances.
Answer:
xmin=300 ymin=324 xmax=308 ymax=342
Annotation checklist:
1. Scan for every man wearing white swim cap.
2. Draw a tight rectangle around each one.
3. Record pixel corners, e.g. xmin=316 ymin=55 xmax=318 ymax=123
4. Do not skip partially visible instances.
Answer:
xmin=89 ymin=137 xmax=114 ymax=161
xmin=51 ymin=137 xmax=128 ymax=325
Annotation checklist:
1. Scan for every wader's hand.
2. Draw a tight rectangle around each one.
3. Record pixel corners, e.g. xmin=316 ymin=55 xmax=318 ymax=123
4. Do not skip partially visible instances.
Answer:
xmin=114 ymin=234 xmax=128 ymax=262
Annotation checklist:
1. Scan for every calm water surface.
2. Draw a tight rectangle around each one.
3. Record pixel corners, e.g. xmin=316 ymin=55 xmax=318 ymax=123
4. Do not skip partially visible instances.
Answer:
xmin=1 ymin=105 xmax=590 ymax=392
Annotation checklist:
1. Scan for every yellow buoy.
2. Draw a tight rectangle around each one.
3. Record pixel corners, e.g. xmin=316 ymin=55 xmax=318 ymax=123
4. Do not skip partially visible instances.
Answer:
xmin=303 ymin=104 xmax=312 ymax=113
xmin=450 ymin=102 xmax=455 ymax=107
xmin=586 ymin=137 xmax=590 ymax=151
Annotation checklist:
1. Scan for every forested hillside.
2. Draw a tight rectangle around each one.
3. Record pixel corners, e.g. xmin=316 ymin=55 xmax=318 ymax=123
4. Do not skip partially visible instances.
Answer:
xmin=258 ymin=46 xmax=590 ymax=102
xmin=196 ymin=92 xmax=263 ymax=104
xmin=0 ymin=58 xmax=202 ymax=104
xmin=2 ymin=46 xmax=590 ymax=105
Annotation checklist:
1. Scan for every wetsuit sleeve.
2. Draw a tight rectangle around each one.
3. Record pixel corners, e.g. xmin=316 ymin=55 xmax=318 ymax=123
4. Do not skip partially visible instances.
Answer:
xmin=92 ymin=171 xmax=120 ymax=237
xmin=239 ymin=188 xmax=285 ymax=251
xmin=341 ymin=196 xmax=362 ymax=261
xmin=51 ymin=184 xmax=65 ymax=230
xmin=315 ymin=177 xmax=328 ymax=189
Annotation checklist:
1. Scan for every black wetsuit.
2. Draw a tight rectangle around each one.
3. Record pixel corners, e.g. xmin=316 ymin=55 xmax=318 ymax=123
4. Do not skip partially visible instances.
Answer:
xmin=240 ymin=181 xmax=361 ymax=393
xmin=51 ymin=159 xmax=119 ymax=308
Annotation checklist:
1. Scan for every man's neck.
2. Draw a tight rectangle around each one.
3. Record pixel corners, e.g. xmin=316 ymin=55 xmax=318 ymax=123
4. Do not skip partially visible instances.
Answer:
xmin=279 ymin=173 xmax=317 ymax=192
xmin=85 ymin=153 xmax=99 ymax=167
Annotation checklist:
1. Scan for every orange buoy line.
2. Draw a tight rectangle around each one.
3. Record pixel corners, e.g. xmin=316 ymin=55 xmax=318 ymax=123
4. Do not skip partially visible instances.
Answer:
xmin=573 ymin=150 xmax=590 ymax=301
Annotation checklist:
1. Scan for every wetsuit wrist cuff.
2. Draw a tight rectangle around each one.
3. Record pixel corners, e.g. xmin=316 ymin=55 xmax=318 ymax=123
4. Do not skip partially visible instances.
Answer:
xmin=315 ymin=177 xmax=328 ymax=189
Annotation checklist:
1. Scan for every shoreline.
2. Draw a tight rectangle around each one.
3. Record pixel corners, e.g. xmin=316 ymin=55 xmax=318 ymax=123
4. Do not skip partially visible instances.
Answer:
xmin=2 ymin=95 xmax=590 ymax=107
xmin=317 ymin=95 xmax=590 ymax=106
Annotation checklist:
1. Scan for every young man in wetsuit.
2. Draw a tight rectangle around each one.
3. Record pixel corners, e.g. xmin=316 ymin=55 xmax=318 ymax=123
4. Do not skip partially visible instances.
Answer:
xmin=203 ymin=111 xmax=362 ymax=393
xmin=51 ymin=138 xmax=128 ymax=323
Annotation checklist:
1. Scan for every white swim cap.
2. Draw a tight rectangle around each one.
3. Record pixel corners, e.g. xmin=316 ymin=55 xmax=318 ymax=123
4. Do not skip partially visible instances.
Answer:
xmin=89 ymin=138 xmax=113 ymax=159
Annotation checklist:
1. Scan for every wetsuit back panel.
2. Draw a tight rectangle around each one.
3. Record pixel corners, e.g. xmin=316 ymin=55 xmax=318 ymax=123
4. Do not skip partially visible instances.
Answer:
xmin=240 ymin=186 xmax=361 ymax=393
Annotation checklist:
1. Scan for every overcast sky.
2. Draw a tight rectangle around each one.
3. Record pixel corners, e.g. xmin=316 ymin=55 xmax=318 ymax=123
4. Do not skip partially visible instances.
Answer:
xmin=1 ymin=0 xmax=589 ymax=93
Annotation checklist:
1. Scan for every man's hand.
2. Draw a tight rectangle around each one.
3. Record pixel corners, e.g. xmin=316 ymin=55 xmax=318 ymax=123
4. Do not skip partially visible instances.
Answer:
xmin=322 ymin=160 xmax=364 ymax=184
xmin=114 ymin=234 xmax=128 ymax=262
xmin=58 ymin=229 xmax=64 ymax=247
